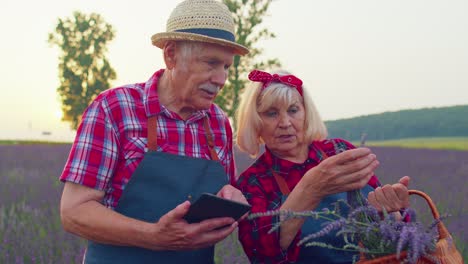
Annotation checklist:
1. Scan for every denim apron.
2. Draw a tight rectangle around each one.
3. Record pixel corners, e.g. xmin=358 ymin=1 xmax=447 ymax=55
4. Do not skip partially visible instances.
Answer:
xmin=272 ymin=148 xmax=374 ymax=264
xmin=84 ymin=115 xmax=227 ymax=264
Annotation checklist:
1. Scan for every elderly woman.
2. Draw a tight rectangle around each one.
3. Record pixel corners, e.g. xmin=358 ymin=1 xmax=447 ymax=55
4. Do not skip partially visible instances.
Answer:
xmin=235 ymin=69 xmax=411 ymax=263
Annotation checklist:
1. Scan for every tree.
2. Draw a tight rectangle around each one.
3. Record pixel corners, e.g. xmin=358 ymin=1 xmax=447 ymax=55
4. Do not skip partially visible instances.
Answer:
xmin=217 ymin=0 xmax=281 ymax=129
xmin=48 ymin=11 xmax=116 ymax=130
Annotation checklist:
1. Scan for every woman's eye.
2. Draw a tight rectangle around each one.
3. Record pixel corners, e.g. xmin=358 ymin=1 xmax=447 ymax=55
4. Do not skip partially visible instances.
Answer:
xmin=288 ymin=107 xmax=299 ymax=114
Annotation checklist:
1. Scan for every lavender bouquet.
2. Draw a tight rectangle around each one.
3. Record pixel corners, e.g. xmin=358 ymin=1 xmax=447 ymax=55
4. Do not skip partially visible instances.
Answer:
xmin=248 ymin=196 xmax=442 ymax=264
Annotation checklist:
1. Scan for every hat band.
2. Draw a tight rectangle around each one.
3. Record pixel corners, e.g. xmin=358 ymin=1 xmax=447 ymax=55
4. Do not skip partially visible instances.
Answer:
xmin=175 ymin=28 xmax=235 ymax=42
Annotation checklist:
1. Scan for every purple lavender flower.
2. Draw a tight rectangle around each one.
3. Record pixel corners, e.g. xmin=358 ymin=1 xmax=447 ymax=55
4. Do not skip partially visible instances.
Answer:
xmin=298 ymin=218 xmax=347 ymax=246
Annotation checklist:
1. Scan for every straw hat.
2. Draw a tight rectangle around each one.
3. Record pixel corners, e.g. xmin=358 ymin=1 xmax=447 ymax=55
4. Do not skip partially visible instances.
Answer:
xmin=151 ymin=0 xmax=249 ymax=56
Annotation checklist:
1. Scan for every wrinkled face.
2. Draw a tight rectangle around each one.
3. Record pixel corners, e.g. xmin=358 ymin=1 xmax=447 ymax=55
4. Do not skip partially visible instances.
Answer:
xmin=171 ymin=42 xmax=235 ymax=111
xmin=258 ymin=92 xmax=306 ymax=156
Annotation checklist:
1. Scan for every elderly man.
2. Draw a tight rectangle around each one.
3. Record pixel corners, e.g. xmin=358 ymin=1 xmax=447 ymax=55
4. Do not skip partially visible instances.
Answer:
xmin=59 ymin=0 xmax=249 ymax=263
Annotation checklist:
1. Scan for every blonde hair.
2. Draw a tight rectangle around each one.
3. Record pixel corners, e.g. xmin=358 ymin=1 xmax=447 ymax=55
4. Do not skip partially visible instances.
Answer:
xmin=236 ymin=69 xmax=328 ymax=158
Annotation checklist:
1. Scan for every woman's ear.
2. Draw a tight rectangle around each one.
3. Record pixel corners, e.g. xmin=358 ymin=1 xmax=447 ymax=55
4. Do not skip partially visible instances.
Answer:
xmin=163 ymin=41 xmax=177 ymax=69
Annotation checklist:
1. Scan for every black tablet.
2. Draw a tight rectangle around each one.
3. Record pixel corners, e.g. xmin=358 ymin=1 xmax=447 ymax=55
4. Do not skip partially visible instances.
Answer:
xmin=184 ymin=193 xmax=251 ymax=223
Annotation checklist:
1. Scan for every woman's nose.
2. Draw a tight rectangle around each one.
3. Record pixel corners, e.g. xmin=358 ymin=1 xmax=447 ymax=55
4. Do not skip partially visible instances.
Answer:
xmin=278 ymin=114 xmax=292 ymax=128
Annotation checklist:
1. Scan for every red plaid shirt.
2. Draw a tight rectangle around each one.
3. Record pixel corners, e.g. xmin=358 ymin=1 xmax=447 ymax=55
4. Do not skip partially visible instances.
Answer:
xmin=60 ymin=69 xmax=235 ymax=209
xmin=235 ymin=139 xmax=380 ymax=263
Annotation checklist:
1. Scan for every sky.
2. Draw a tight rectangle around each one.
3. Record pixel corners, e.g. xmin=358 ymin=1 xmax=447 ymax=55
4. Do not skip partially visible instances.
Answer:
xmin=1 ymin=0 xmax=467 ymax=142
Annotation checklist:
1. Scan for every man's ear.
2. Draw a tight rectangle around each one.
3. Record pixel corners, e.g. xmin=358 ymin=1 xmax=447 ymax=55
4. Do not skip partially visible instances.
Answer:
xmin=163 ymin=41 xmax=177 ymax=69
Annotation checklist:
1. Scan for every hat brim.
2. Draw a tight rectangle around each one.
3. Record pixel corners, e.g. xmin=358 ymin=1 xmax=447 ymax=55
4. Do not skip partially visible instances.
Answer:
xmin=151 ymin=32 xmax=249 ymax=56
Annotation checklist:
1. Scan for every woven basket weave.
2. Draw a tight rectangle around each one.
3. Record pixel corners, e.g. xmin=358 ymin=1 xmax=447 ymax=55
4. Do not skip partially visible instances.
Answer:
xmin=357 ymin=190 xmax=464 ymax=264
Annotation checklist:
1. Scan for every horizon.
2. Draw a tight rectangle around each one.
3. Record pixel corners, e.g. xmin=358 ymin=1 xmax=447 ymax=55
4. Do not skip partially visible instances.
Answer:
xmin=1 ymin=0 xmax=467 ymax=142
xmin=3 ymin=103 xmax=465 ymax=143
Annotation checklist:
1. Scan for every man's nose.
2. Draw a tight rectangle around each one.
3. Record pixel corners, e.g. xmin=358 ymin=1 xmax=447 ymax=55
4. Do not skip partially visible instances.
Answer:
xmin=211 ymin=68 xmax=228 ymax=87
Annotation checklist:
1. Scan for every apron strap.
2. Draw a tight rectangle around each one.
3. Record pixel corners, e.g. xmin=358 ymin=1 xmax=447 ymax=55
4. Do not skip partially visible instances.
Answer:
xmin=272 ymin=143 xmax=329 ymax=196
xmin=146 ymin=115 xmax=220 ymax=161
xmin=272 ymin=171 xmax=291 ymax=195
xmin=203 ymin=117 xmax=220 ymax=161
xmin=147 ymin=115 xmax=158 ymax=152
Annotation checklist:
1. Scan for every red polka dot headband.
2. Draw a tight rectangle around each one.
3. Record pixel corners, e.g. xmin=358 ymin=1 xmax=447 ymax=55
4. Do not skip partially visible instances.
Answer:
xmin=248 ymin=70 xmax=303 ymax=96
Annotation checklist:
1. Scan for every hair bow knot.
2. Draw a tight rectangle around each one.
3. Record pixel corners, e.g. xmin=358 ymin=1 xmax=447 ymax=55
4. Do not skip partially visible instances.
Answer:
xmin=248 ymin=70 xmax=303 ymax=96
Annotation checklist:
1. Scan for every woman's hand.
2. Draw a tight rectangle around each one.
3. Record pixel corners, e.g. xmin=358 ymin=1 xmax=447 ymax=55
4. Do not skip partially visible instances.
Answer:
xmin=301 ymin=147 xmax=380 ymax=199
xmin=367 ymin=176 xmax=410 ymax=213
xmin=279 ymin=148 xmax=378 ymax=250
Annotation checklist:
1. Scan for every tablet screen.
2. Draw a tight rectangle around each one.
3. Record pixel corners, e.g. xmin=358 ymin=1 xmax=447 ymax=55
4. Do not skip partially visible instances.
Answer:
xmin=184 ymin=193 xmax=251 ymax=223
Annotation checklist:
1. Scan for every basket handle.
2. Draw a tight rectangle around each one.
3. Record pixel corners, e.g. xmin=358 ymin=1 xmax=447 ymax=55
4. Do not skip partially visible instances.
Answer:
xmin=408 ymin=189 xmax=450 ymax=240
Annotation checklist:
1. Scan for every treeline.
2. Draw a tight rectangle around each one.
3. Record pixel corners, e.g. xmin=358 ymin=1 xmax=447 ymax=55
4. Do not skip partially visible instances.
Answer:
xmin=325 ymin=105 xmax=468 ymax=141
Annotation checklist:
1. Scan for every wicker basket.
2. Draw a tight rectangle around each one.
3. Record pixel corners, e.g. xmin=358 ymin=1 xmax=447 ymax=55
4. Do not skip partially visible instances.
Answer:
xmin=357 ymin=189 xmax=464 ymax=264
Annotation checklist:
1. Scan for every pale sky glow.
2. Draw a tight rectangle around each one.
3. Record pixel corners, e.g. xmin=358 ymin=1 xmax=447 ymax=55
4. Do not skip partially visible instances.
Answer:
xmin=1 ymin=0 xmax=467 ymax=142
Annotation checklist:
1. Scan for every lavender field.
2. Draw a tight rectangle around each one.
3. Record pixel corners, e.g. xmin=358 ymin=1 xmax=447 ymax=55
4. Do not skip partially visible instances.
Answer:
xmin=0 ymin=144 xmax=467 ymax=263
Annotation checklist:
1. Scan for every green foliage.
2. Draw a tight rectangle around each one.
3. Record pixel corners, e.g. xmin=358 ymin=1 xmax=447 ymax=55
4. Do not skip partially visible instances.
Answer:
xmin=361 ymin=137 xmax=468 ymax=151
xmin=3 ymin=137 xmax=467 ymax=151
xmin=0 ymin=140 xmax=70 ymax=145
xmin=48 ymin=11 xmax=117 ymax=130
xmin=326 ymin=105 xmax=468 ymax=141
xmin=217 ymin=0 xmax=281 ymax=129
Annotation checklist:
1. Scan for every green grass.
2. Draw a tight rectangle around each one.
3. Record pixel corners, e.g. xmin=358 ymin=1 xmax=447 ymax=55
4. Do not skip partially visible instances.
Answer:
xmin=0 ymin=140 xmax=71 ymax=145
xmin=353 ymin=137 xmax=468 ymax=151
xmin=3 ymin=137 xmax=468 ymax=150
